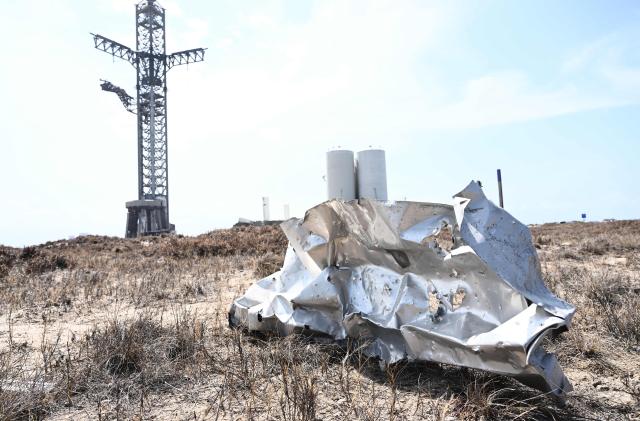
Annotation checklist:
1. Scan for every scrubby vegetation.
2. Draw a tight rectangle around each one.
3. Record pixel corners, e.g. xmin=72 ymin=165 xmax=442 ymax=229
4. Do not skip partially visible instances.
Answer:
xmin=0 ymin=221 xmax=639 ymax=420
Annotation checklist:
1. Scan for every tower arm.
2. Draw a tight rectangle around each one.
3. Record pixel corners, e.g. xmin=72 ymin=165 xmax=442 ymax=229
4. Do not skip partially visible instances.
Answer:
xmin=167 ymin=48 xmax=206 ymax=69
xmin=100 ymin=80 xmax=136 ymax=114
xmin=91 ymin=33 xmax=136 ymax=65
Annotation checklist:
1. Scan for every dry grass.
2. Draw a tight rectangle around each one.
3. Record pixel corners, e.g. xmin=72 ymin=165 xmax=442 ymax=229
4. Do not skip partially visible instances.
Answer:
xmin=586 ymin=277 xmax=640 ymax=349
xmin=1 ymin=221 xmax=639 ymax=420
xmin=254 ymin=252 xmax=284 ymax=279
xmin=533 ymin=219 xmax=640 ymax=254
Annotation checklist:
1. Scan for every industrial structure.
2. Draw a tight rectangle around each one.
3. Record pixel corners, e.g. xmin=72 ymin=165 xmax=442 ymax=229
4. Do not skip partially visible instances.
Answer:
xmin=262 ymin=197 xmax=270 ymax=222
xmin=326 ymin=149 xmax=388 ymax=201
xmin=326 ymin=150 xmax=356 ymax=200
xmin=92 ymin=0 xmax=206 ymax=238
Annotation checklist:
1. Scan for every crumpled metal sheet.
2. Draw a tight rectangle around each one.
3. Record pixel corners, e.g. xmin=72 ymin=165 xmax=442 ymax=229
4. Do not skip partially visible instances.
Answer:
xmin=229 ymin=181 xmax=576 ymax=398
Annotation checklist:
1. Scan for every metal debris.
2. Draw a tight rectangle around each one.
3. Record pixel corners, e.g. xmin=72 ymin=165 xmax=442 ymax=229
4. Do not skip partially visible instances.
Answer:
xmin=229 ymin=181 xmax=575 ymax=399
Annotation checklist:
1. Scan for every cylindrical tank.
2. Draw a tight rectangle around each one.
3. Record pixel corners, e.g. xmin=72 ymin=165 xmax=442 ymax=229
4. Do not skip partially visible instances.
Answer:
xmin=326 ymin=150 xmax=356 ymax=200
xmin=357 ymin=149 xmax=388 ymax=200
xmin=262 ymin=197 xmax=270 ymax=221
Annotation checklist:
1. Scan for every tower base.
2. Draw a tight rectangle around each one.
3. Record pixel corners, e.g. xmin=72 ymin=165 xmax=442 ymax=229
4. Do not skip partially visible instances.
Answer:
xmin=125 ymin=199 xmax=174 ymax=238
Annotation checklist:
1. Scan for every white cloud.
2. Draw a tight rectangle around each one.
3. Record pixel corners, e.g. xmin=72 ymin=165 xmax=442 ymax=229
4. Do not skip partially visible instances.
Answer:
xmin=170 ymin=1 xmax=450 ymax=139
xmin=561 ymin=35 xmax=613 ymax=74
xmin=420 ymin=70 xmax=637 ymax=129
xmin=419 ymin=28 xmax=640 ymax=129
xmin=168 ymin=2 xmax=640 ymax=141
xmin=603 ymin=65 xmax=640 ymax=92
xmin=561 ymin=28 xmax=640 ymax=93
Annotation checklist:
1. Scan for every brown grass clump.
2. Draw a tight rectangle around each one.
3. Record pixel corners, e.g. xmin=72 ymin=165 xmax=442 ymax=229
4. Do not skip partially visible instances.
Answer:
xmin=156 ymin=225 xmax=288 ymax=259
xmin=254 ymin=252 xmax=284 ymax=278
xmin=0 ymin=247 xmax=17 ymax=280
xmin=447 ymin=371 xmax=573 ymax=420
xmin=0 ymin=246 xmax=72 ymax=279
xmin=0 ymin=226 xmax=287 ymax=313
xmin=1 ymin=308 xmax=210 ymax=420
xmin=532 ymin=219 xmax=640 ymax=252
xmin=21 ymin=251 xmax=72 ymax=276
xmin=72 ymin=309 xmax=209 ymax=409
xmin=0 ymin=345 xmax=50 ymax=420
xmin=586 ymin=278 xmax=640 ymax=349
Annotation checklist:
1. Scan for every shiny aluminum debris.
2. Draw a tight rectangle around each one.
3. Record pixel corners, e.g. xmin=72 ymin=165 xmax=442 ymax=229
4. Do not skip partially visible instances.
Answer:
xmin=229 ymin=181 xmax=575 ymax=399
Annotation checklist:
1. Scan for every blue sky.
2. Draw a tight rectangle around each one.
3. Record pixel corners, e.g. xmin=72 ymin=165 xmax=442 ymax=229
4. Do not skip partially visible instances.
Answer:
xmin=1 ymin=0 xmax=639 ymax=247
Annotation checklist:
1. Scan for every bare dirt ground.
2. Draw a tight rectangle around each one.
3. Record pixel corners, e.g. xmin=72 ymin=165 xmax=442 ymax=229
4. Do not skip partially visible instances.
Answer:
xmin=1 ymin=221 xmax=639 ymax=420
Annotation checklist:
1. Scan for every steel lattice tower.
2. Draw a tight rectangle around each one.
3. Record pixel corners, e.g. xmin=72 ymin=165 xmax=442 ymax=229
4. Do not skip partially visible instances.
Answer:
xmin=92 ymin=0 xmax=205 ymax=237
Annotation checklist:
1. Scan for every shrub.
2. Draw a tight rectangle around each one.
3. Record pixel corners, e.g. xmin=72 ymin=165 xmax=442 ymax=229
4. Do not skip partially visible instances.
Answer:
xmin=587 ymin=278 xmax=640 ymax=348
xmin=254 ymin=252 xmax=283 ymax=278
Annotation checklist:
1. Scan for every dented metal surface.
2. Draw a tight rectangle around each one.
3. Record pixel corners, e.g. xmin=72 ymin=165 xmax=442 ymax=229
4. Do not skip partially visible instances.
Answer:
xmin=229 ymin=181 xmax=575 ymax=398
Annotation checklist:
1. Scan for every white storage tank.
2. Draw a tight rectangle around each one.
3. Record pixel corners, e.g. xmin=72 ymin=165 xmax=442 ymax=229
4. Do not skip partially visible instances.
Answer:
xmin=357 ymin=149 xmax=387 ymax=200
xmin=326 ymin=150 xmax=356 ymax=200
xmin=262 ymin=197 xmax=270 ymax=221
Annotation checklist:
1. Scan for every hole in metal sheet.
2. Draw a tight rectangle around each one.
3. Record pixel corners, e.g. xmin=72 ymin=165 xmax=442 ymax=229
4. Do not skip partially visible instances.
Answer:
xmin=452 ymin=288 xmax=466 ymax=310
xmin=428 ymin=292 xmax=440 ymax=314
xmin=422 ymin=224 xmax=454 ymax=252
xmin=387 ymin=249 xmax=410 ymax=268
